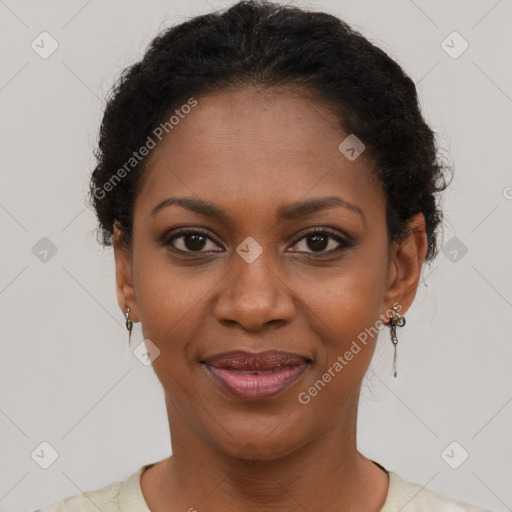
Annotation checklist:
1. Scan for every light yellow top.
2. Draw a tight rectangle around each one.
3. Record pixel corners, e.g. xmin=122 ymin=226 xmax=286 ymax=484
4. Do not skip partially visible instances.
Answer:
xmin=34 ymin=462 xmax=493 ymax=511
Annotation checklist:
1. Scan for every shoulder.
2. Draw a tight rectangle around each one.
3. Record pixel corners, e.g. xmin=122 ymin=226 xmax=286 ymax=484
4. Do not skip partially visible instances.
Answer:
xmin=382 ymin=471 xmax=493 ymax=512
xmin=33 ymin=465 xmax=150 ymax=512
xmin=33 ymin=479 xmax=122 ymax=512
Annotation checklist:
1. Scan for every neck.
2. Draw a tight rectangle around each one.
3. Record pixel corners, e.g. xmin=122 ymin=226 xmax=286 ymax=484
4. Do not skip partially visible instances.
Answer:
xmin=147 ymin=389 xmax=389 ymax=512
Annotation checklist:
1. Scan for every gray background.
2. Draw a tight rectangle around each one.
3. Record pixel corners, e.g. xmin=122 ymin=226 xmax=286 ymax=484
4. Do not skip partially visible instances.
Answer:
xmin=0 ymin=0 xmax=511 ymax=511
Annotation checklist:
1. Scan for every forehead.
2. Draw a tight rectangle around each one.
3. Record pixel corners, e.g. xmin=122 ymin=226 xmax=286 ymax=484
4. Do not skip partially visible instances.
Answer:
xmin=135 ymin=86 xmax=385 ymax=225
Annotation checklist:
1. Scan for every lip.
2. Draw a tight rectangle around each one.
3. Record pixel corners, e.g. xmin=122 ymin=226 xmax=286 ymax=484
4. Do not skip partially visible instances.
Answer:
xmin=202 ymin=350 xmax=311 ymax=400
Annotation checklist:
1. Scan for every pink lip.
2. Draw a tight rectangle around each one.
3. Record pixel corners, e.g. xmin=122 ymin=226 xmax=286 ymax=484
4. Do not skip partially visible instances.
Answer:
xmin=202 ymin=350 xmax=310 ymax=400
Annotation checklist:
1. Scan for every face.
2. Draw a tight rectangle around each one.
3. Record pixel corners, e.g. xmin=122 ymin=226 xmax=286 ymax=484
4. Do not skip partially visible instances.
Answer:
xmin=114 ymin=86 xmax=426 ymax=460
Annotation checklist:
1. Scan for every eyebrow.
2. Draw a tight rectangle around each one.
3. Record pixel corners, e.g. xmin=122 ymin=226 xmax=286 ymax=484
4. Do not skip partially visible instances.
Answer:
xmin=150 ymin=195 xmax=365 ymax=223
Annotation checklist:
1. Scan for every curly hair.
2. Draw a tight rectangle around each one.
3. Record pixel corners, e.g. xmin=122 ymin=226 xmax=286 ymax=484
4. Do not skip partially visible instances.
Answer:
xmin=88 ymin=0 xmax=452 ymax=263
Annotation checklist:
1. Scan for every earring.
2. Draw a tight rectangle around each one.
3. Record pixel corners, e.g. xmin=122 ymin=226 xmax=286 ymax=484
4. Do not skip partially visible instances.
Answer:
xmin=388 ymin=304 xmax=406 ymax=378
xmin=125 ymin=307 xmax=133 ymax=347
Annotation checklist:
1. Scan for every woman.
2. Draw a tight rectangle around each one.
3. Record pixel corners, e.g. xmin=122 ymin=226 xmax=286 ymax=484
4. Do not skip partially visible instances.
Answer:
xmin=35 ymin=1 xmax=493 ymax=510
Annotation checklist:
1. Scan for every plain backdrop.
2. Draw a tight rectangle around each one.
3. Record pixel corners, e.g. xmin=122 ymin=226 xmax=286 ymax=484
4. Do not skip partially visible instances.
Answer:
xmin=0 ymin=0 xmax=511 ymax=511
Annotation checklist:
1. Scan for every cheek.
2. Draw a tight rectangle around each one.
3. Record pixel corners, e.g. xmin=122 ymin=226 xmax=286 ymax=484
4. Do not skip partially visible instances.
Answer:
xmin=306 ymin=257 xmax=387 ymax=343
xmin=296 ymin=277 xmax=384 ymax=416
xmin=133 ymin=238 xmax=388 ymax=350
xmin=300 ymin=255 xmax=388 ymax=390
xmin=133 ymin=263 xmax=203 ymax=398
xmin=132 ymin=247 xmax=220 ymax=364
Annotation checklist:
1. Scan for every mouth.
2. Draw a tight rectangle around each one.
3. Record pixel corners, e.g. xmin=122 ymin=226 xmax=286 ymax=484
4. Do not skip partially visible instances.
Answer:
xmin=202 ymin=350 xmax=311 ymax=401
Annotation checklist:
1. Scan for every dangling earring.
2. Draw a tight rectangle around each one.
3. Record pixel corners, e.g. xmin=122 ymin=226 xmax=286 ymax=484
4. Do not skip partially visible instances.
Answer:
xmin=388 ymin=304 xmax=406 ymax=378
xmin=125 ymin=307 xmax=133 ymax=347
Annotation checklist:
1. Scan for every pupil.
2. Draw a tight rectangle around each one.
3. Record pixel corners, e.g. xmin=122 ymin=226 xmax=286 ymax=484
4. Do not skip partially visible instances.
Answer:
xmin=185 ymin=234 xmax=206 ymax=251
xmin=308 ymin=234 xmax=328 ymax=251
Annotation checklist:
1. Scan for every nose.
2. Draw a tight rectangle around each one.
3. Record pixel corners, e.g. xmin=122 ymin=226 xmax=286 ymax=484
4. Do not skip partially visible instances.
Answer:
xmin=213 ymin=251 xmax=295 ymax=332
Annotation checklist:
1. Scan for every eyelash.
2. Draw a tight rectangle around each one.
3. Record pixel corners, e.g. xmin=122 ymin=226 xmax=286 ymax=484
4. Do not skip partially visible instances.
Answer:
xmin=162 ymin=227 xmax=352 ymax=258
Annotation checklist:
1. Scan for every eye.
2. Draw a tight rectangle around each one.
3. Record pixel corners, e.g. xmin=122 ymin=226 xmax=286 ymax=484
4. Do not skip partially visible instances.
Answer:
xmin=162 ymin=227 xmax=352 ymax=256
xmin=288 ymin=228 xmax=351 ymax=255
xmin=163 ymin=229 xmax=222 ymax=253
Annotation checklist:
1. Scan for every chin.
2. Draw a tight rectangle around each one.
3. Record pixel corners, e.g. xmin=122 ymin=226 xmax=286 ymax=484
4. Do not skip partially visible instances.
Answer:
xmin=203 ymin=411 xmax=317 ymax=463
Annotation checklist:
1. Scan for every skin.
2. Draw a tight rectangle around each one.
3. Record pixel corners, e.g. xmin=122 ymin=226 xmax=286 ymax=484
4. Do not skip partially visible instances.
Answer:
xmin=113 ymin=85 xmax=427 ymax=511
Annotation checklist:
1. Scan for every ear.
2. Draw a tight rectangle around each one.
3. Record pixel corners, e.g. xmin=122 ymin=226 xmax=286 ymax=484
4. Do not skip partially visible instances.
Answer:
xmin=381 ymin=213 xmax=428 ymax=319
xmin=113 ymin=223 xmax=139 ymax=322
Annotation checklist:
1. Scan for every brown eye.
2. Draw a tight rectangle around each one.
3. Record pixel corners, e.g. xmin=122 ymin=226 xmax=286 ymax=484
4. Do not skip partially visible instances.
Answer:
xmin=289 ymin=229 xmax=351 ymax=255
xmin=164 ymin=229 xmax=222 ymax=253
